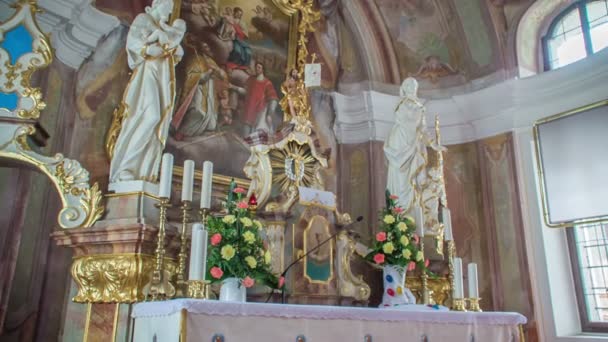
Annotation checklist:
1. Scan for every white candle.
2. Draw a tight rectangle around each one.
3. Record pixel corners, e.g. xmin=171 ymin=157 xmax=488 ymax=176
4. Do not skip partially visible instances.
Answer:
xmin=415 ymin=206 xmax=425 ymax=237
xmin=200 ymin=161 xmax=213 ymax=209
xmin=468 ymin=263 xmax=479 ymax=298
xmin=443 ymin=208 xmax=453 ymax=241
xmin=158 ymin=153 xmax=174 ymax=199
xmin=181 ymin=160 xmax=195 ymax=202
xmin=189 ymin=223 xmax=208 ymax=280
xmin=453 ymin=257 xmax=464 ymax=298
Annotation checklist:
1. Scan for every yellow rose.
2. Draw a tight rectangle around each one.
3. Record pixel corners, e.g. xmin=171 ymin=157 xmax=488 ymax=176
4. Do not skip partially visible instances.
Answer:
xmin=264 ymin=250 xmax=272 ymax=264
xmin=383 ymin=215 xmax=396 ymax=224
xmin=243 ymin=230 xmax=256 ymax=244
xmin=245 ymin=255 xmax=257 ymax=269
xmin=400 ymin=235 xmax=409 ymax=246
xmin=382 ymin=242 xmax=395 ymax=254
xmin=222 ymin=215 xmax=236 ymax=224
xmin=221 ymin=245 xmax=235 ymax=260
xmin=397 ymin=222 xmax=407 ymax=232
xmin=416 ymin=251 xmax=423 ymax=262
xmin=240 ymin=217 xmax=253 ymax=227
xmin=402 ymin=249 xmax=412 ymax=259
xmin=253 ymin=220 xmax=263 ymax=229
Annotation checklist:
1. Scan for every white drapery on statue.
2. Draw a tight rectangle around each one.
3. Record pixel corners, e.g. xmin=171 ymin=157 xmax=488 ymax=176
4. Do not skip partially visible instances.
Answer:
xmin=109 ymin=0 xmax=185 ymax=183
xmin=384 ymin=78 xmax=435 ymax=214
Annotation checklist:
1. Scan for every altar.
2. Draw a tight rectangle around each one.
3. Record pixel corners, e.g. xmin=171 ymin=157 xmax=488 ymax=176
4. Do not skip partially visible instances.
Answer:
xmin=132 ymin=299 xmax=526 ymax=341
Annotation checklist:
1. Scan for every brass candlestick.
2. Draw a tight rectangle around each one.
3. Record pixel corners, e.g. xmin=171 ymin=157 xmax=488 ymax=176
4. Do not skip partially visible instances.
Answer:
xmin=452 ymin=297 xmax=467 ymax=311
xmin=175 ymin=200 xmax=192 ymax=298
xmin=146 ymin=198 xmax=176 ymax=301
xmin=188 ymin=280 xmax=211 ymax=299
xmin=199 ymin=208 xmax=209 ymax=225
xmin=420 ymin=238 xmax=430 ymax=305
xmin=447 ymin=240 xmax=456 ymax=304
xmin=467 ymin=298 xmax=482 ymax=312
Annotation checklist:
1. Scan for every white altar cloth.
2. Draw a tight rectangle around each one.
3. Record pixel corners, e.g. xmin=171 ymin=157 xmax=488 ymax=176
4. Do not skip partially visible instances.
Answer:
xmin=132 ymin=299 xmax=527 ymax=341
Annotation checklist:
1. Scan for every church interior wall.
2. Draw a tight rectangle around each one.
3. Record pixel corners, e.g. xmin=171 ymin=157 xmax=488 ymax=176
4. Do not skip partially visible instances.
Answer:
xmin=1 ymin=0 xmax=607 ymax=341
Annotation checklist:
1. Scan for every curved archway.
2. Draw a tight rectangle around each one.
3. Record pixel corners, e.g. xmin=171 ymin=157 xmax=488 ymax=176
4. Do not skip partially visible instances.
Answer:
xmin=516 ymin=0 xmax=575 ymax=77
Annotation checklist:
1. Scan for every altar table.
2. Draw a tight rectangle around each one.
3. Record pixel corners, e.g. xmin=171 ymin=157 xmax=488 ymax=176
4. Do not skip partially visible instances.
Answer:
xmin=132 ymin=299 xmax=527 ymax=341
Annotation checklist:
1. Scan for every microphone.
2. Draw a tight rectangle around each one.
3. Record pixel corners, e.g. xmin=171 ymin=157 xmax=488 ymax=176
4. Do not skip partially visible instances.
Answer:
xmin=266 ymin=216 xmax=364 ymax=304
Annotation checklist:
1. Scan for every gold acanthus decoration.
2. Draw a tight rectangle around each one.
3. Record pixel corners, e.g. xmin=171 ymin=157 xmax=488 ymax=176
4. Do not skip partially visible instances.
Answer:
xmin=277 ymin=0 xmax=321 ymax=135
xmin=0 ymin=1 xmax=105 ymax=229
xmin=0 ymin=0 xmax=51 ymax=120
xmin=71 ymin=253 xmax=178 ymax=303
xmin=336 ymin=231 xmax=371 ymax=301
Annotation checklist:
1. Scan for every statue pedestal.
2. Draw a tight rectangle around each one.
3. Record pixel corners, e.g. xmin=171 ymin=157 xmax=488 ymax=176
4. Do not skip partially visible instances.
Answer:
xmin=53 ymin=219 xmax=180 ymax=341
xmin=102 ymin=185 xmax=161 ymax=227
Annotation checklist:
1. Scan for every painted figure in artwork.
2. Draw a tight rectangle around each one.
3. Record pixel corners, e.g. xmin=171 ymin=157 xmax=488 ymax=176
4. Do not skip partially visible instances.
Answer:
xmin=172 ymin=41 xmax=226 ymax=139
xmin=109 ymin=0 xmax=186 ymax=182
xmin=225 ymin=7 xmax=252 ymax=72
xmin=230 ymin=62 xmax=279 ymax=133
xmin=383 ymin=77 xmax=444 ymax=214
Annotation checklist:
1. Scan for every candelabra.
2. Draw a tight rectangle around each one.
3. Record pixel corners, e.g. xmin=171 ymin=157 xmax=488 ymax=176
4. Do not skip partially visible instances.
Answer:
xmin=175 ymin=200 xmax=192 ymax=298
xmin=146 ymin=198 xmax=176 ymax=301
xmin=447 ymin=240 xmax=455 ymax=304
xmin=420 ymin=238 xmax=430 ymax=305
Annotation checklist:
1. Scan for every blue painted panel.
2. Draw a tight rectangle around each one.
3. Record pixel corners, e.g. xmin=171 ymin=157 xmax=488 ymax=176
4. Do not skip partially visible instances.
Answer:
xmin=0 ymin=24 xmax=33 ymax=65
xmin=0 ymin=91 xmax=18 ymax=111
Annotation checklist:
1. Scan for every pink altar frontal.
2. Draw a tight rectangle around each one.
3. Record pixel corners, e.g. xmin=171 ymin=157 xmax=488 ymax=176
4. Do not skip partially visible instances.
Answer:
xmin=132 ymin=299 xmax=527 ymax=341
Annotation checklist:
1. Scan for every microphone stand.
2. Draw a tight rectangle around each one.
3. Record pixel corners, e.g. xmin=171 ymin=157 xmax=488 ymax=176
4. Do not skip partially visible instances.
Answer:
xmin=265 ymin=216 xmax=364 ymax=304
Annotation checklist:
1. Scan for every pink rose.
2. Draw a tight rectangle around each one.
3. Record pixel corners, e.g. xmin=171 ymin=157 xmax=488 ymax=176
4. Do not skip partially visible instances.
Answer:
xmin=242 ymin=276 xmax=255 ymax=288
xmin=373 ymin=253 xmax=385 ymax=264
xmin=278 ymin=276 xmax=285 ymax=288
xmin=407 ymin=261 xmax=416 ymax=271
xmin=389 ymin=195 xmax=399 ymax=200
xmin=376 ymin=232 xmax=387 ymax=242
xmin=237 ymin=201 xmax=249 ymax=209
xmin=210 ymin=266 xmax=224 ymax=279
xmin=210 ymin=233 xmax=222 ymax=246
xmin=393 ymin=207 xmax=404 ymax=214
xmin=413 ymin=234 xmax=420 ymax=245
xmin=425 ymin=259 xmax=430 ymax=267
xmin=234 ymin=187 xmax=247 ymax=194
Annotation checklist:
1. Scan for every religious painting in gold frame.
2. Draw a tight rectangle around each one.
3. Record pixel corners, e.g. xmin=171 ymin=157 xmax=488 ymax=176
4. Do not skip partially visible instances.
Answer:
xmin=302 ymin=215 xmax=333 ymax=284
xmin=163 ymin=0 xmax=301 ymax=179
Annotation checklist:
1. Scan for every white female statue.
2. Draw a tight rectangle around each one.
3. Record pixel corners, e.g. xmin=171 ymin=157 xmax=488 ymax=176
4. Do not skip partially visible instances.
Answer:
xmin=109 ymin=0 xmax=186 ymax=183
xmin=384 ymin=77 xmax=443 ymax=214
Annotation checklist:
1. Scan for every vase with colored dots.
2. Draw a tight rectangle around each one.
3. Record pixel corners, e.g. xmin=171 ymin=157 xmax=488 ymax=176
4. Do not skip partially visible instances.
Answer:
xmin=379 ymin=264 xmax=416 ymax=307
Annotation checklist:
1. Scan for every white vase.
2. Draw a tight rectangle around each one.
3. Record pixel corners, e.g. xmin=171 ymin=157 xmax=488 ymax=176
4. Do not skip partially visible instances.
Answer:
xmin=219 ymin=277 xmax=246 ymax=302
xmin=379 ymin=264 xmax=416 ymax=307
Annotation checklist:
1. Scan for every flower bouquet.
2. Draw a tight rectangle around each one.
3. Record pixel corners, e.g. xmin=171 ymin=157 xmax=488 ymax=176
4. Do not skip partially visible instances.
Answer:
xmin=206 ymin=181 xmax=280 ymax=301
xmin=365 ymin=190 xmax=428 ymax=307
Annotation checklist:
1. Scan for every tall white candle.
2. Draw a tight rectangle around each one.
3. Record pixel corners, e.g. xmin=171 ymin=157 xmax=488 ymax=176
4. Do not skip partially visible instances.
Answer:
xmin=468 ymin=263 xmax=479 ymax=298
xmin=415 ymin=206 xmax=425 ymax=237
xmin=453 ymin=257 xmax=464 ymax=298
xmin=443 ymin=208 xmax=453 ymax=241
xmin=181 ymin=160 xmax=195 ymax=202
xmin=189 ymin=223 xmax=208 ymax=280
xmin=200 ymin=161 xmax=213 ymax=209
xmin=158 ymin=153 xmax=174 ymax=199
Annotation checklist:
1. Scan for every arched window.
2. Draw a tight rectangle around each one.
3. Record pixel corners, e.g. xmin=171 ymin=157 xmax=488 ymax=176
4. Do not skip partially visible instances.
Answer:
xmin=543 ymin=0 xmax=608 ymax=71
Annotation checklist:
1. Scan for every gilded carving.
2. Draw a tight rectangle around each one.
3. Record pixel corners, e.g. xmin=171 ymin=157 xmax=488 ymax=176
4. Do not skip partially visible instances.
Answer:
xmin=406 ymin=276 xmax=451 ymax=306
xmin=71 ymin=254 xmax=178 ymax=303
xmin=336 ymin=231 xmax=370 ymax=301
xmin=0 ymin=2 xmax=105 ymax=229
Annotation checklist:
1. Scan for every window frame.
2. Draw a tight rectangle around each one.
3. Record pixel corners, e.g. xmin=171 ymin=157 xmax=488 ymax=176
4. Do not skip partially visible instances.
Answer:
xmin=542 ymin=0 xmax=605 ymax=71
xmin=567 ymin=224 xmax=608 ymax=332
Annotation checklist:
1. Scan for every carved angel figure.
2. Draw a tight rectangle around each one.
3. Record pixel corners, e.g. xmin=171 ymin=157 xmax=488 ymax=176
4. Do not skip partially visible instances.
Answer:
xmin=109 ymin=0 xmax=186 ymax=183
